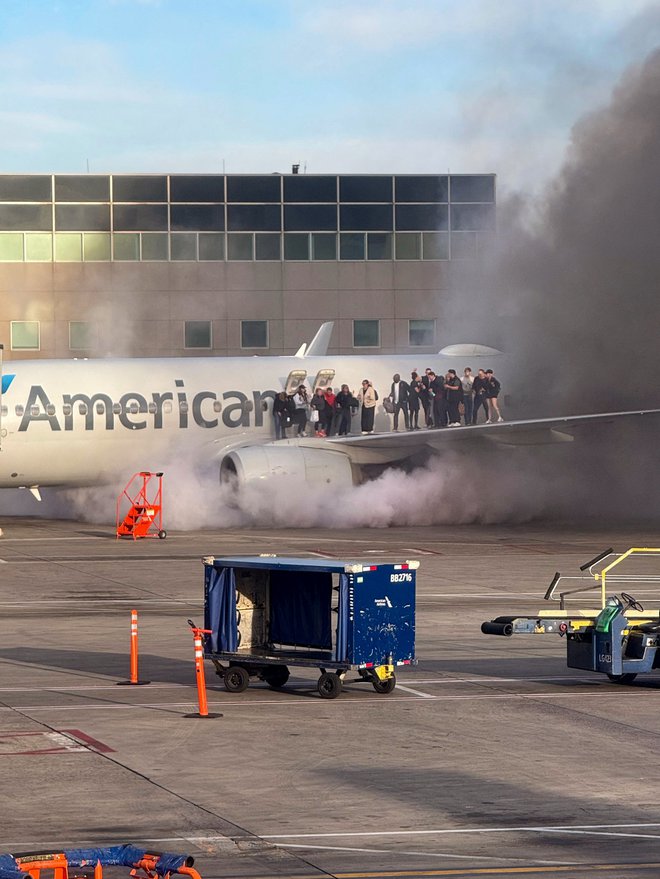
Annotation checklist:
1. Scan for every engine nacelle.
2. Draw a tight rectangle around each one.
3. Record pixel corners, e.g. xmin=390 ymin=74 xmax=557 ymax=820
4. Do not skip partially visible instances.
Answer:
xmin=220 ymin=444 xmax=356 ymax=489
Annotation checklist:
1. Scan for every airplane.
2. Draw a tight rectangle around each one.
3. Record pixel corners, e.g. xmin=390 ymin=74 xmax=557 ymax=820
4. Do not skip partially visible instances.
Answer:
xmin=0 ymin=322 xmax=658 ymax=502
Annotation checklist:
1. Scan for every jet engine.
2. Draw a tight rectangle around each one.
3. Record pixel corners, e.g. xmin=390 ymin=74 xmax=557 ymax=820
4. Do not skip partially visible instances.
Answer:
xmin=220 ymin=444 xmax=356 ymax=490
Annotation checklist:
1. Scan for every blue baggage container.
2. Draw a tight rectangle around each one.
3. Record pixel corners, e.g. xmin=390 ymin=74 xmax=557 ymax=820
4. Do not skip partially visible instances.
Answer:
xmin=202 ymin=555 xmax=418 ymax=698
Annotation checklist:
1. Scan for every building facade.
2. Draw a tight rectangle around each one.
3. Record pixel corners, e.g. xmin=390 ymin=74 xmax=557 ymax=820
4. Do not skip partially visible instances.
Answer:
xmin=0 ymin=173 xmax=495 ymax=360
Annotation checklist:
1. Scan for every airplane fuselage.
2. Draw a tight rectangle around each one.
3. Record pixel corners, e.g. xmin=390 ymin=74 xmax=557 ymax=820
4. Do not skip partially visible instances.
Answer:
xmin=0 ymin=353 xmax=509 ymax=488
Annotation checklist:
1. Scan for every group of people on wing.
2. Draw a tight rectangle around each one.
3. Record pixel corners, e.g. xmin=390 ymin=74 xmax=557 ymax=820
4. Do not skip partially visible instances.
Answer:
xmin=272 ymin=366 xmax=502 ymax=439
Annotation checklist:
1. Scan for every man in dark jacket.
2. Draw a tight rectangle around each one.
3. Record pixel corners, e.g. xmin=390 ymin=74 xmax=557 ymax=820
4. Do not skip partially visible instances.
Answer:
xmin=389 ymin=373 xmax=410 ymax=431
xmin=334 ymin=384 xmax=355 ymax=435
xmin=443 ymin=369 xmax=464 ymax=426
xmin=472 ymin=368 xmax=489 ymax=424
xmin=428 ymin=370 xmax=447 ymax=428
xmin=273 ymin=392 xmax=294 ymax=439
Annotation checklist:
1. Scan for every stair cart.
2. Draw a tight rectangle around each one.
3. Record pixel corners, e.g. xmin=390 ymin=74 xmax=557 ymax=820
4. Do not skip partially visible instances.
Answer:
xmin=202 ymin=555 xmax=418 ymax=698
xmin=116 ymin=471 xmax=166 ymax=540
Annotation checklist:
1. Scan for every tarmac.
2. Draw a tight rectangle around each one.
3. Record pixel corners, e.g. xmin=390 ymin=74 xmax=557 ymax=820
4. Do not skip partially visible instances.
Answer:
xmin=2 ymin=517 xmax=660 ymax=878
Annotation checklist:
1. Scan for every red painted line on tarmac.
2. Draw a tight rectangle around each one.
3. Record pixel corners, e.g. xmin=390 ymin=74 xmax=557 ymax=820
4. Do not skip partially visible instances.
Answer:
xmin=60 ymin=728 xmax=115 ymax=753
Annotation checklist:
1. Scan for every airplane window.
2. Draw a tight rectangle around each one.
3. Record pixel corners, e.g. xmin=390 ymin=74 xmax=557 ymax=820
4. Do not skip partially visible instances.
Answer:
xmin=62 ymin=404 xmax=72 ymax=416
xmin=112 ymin=403 xmax=121 ymax=415
xmin=179 ymin=402 xmax=189 ymax=414
xmin=147 ymin=402 xmax=157 ymax=415
xmin=46 ymin=404 xmax=56 ymax=416
xmin=213 ymin=400 xmax=222 ymax=413
xmin=0 ymin=405 xmax=6 ymax=417
xmin=129 ymin=402 xmax=139 ymax=415
xmin=95 ymin=403 xmax=105 ymax=414
xmin=15 ymin=405 xmax=24 ymax=416
xmin=78 ymin=403 xmax=88 ymax=415
xmin=163 ymin=401 xmax=173 ymax=414
xmin=30 ymin=406 xmax=40 ymax=416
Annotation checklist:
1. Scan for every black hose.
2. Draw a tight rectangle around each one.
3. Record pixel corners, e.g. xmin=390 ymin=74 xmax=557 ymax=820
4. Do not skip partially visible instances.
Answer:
xmin=481 ymin=621 xmax=513 ymax=636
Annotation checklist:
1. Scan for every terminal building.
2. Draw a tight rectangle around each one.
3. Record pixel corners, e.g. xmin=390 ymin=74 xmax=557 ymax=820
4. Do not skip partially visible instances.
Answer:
xmin=0 ymin=173 xmax=495 ymax=360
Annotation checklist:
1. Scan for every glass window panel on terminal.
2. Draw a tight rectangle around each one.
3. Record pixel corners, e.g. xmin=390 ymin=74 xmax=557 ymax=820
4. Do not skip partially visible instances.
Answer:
xmin=55 ymin=233 xmax=82 ymax=261
xmin=198 ymin=233 xmax=225 ymax=260
xmin=284 ymin=204 xmax=337 ymax=231
xmin=0 ymin=175 xmax=52 ymax=201
xmin=450 ymin=231 xmax=477 ymax=259
xmin=311 ymin=233 xmax=336 ymax=260
xmin=340 ymin=233 xmax=365 ymax=260
xmin=113 ymin=233 xmax=140 ymax=260
xmin=450 ymin=175 xmax=495 ymax=202
xmin=422 ymin=232 xmax=449 ymax=260
xmin=55 ymin=175 xmax=110 ymax=202
xmin=185 ymin=320 xmax=212 ymax=348
xmin=141 ymin=233 xmax=169 ymax=260
xmin=284 ymin=233 xmax=309 ymax=260
xmin=227 ymin=204 xmax=281 ymax=232
xmin=112 ymin=175 xmax=168 ymax=202
xmin=170 ymin=203 xmax=224 ymax=231
xmin=227 ymin=175 xmax=281 ymax=203
xmin=409 ymin=319 xmax=435 ymax=346
xmin=0 ymin=233 xmax=23 ymax=261
xmin=170 ymin=175 xmax=225 ymax=202
xmin=26 ymin=234 xmax=52 ymax=261
xmin=353 ymin=319 xmax=379 ymax=347
xmin=69 ymin=321 xmax=92 ymax=349
xmin=284 ymin=175 xmax=337 ymax=202
xmin=395 ymin=232 xmax=421 ymax=260
xmin=395 ymin=175 xmax=448 ymax=202
xmin=113 ymin=204 xmax=168 ymax=231
xmin=255 ymin=233 xmax=281 ymax=260
xmin=367 ymin=233 xmax=392 ymax=260
xmin=451 ymin=202 xmax=495 ymax=231
xmin=339 ymin=176 xmax=392 ymax=202
xmin=227 ymin=233 xmax=254 ymax=260
xmin=395 ymin=203 xmax=448 ymax=232
xmin=340 ymin=204 xmax=393 ymax=231
xmin=170 ymin=233 xmax=197 ymax=260
xmin=11 ymin=320 xmax=40 ymax=350
xmin=241 ymin=319 xmax=268 ymax=348
xmin=0 ymin=204 xmax=52 ymax=231
xmin=56 ymin=204 xmax=111 ymax=232
xmin=83 ymin=233 xmax=111 ymax=261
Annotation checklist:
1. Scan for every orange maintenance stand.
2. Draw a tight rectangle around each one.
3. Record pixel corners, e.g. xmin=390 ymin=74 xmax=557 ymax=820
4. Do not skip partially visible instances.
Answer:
xmin=0 ymin=845 xmax=201 ymax=879
xmin=116 ymin=472 xmax=166 ymax=540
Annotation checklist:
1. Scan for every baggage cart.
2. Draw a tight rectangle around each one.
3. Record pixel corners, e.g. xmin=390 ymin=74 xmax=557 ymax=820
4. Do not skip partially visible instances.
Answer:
xmin=202 ymin=555 xmax=418 ymax=698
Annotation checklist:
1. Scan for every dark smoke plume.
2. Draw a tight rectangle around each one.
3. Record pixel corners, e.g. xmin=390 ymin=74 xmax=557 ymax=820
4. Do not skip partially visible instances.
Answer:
xmin=451 ymin=47 xmax=660 ymax=417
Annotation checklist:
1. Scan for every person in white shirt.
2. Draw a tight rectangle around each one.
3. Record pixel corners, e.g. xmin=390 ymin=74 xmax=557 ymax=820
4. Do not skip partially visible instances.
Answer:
xmin=461 ymin=367 xmax=474 ymax=426
xmin=292 ymin=385 xmax=309 ymax=436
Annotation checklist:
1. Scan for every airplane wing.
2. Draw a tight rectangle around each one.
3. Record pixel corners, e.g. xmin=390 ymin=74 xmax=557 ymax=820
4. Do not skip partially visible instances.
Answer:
xmin=320 ymin=409 xmax=660 ymax=465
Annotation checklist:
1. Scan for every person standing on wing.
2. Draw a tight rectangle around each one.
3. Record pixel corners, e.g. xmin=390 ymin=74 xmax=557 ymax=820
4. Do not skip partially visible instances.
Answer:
xmin=472 ymin=368 xmax=489 ymax=425
xmin=444 ymin=369 xmax=463 ymax=426
xmin=485 ymin=369 xmax=504 ymax=423
xmin=461 ymin=367 xmax=474 ymax=426
xmin=357 ymin=379 xmax=378 ymax=434
xmin=389 ymin=373 xmax=410 ymax=431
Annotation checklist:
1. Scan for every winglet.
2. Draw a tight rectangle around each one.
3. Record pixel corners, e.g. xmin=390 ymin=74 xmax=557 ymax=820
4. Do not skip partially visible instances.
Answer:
xmin=305 ymin=322 xmax=334 ymax=357
xmin=294 ymin=342 xmax=307 ymax=358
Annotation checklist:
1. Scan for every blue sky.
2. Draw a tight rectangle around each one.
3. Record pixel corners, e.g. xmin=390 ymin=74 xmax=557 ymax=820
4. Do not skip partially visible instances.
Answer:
xmin=1 ymin=0 xmax=659 ymax=191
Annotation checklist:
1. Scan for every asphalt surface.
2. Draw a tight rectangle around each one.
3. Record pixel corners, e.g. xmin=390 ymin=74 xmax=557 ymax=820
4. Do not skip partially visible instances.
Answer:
xmin=1 ymin=518 xmax=660 ymax=878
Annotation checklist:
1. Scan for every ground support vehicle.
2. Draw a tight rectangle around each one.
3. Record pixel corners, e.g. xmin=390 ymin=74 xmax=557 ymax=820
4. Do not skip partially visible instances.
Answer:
xmin=202 ymin=555 xmax=417 ymax=698
xmin=0 ymin=844 xmax=200 ymax=879
xmin=482 ymin=547 xmax=660 ymax=683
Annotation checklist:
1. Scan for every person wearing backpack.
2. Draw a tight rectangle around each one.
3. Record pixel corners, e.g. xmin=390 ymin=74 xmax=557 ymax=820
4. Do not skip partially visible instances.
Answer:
xmin=357 ymin=379 xmax=378 ymax=434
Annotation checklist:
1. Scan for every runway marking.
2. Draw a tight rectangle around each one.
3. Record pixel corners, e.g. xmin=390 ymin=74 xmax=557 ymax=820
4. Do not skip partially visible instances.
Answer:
xmin=59 ymin=728 xmax=115 ymax=753
xmin=277 ymin=843 xmax=566 ymax=865
xmin=261 ymin=822 xmax=660 ymax=840
xmin=0 ymin=730 xmax=87 ymax=756
xmin=396 ymin=684 xmax=435 ymax=698
xmin=334 ymin=864 xmax=660 ymax=877
xmin=1 ymin=688 xmax=657 ymax=713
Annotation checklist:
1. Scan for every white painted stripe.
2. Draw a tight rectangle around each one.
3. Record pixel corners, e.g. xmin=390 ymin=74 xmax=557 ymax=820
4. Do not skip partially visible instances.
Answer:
xmin=261 ymin=822 xmax=660 ymax=840
xmin=396 ymin=684 xmax=434 ymax=698
xmin=275 ymin=843 xmax=566 ymax=864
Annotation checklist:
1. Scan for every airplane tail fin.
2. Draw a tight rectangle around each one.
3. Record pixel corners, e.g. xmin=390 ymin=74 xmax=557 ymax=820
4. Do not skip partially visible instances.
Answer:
xmin=305 ymin=322 xmax=334 ymax=357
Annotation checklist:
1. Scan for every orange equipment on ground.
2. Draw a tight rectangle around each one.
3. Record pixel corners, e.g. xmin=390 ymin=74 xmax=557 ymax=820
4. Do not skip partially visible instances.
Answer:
xmin=116 ymin=472 xmax=166 ymax=540
xmin=0 ymin=845 xmax=201 ymax=879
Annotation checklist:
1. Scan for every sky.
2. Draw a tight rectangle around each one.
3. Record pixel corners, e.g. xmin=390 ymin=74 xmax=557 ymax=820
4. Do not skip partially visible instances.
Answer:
xmin=1 ymin=0 xmax=660 ymax=193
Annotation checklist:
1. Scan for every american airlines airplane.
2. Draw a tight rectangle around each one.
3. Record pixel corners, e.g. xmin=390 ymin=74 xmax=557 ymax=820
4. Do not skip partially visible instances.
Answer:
xmin=0 ymin=323 xmax=657 ymax=501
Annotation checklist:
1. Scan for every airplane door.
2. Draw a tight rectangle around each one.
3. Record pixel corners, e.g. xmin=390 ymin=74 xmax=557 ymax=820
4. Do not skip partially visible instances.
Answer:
xmin=312 ymin=369 xmax=336 ymax=392
xmin=285 ymin=369 xmax=307 ymax=394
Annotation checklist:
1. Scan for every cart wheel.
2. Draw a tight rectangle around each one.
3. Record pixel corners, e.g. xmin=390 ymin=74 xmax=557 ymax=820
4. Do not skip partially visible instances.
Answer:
xmin=372 ymin=674 xmax=396 ymax=694
xmin=158 ymin=530 xmax=167 ymax=539
xmin=224 ymin=665 xmax=250 ymax=693
xmin=263 ymin=665 xmax=290 ymax=689
xmin=318 ymin=672 xmax=342 ymax=699
xmin=607 ymin=673 xmax=638 ymax=684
